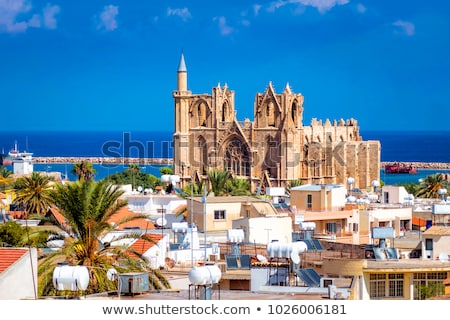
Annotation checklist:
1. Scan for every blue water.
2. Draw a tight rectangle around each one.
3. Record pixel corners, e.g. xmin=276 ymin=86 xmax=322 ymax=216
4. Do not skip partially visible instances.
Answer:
xmin=362 ymin=130 xmax=450 ymax=163
xmin=0 ymin=131 xmax=173 ymax=158
xmin=1 ymin=130 xmax=450 ymax=184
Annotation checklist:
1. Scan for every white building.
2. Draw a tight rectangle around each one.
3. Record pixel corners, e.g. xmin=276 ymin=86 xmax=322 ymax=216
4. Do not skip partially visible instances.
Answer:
xmin=0 ymin=248 xmax=37 ymax=300
xmin=12 ymin=151 xmax=33 ymax=175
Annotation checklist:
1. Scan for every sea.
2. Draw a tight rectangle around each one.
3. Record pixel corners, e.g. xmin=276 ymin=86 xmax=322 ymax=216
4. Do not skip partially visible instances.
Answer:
xmin=1 ymin=130 xmax=450 ymax=185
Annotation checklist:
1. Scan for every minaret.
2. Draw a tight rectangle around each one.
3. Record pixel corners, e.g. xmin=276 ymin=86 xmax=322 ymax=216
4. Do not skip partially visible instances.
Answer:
xmin=173 ymin=52 xmax=192 ymax=186
xmin=177 ymin=52 xmax=187 ymax=92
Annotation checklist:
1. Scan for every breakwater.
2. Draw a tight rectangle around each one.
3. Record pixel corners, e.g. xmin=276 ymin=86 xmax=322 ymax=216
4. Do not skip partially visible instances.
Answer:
xmin=382 ymin=161 xmax=450 ymax=170
xmin=31 ymin=157 xmax=450 ymax=170
xmin=33 ymin=157 xmax=173 ymax=165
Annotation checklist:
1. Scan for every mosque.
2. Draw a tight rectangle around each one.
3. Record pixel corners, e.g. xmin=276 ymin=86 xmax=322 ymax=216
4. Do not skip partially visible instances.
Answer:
xmin=172 ymin=53 xmax=380 ymax=193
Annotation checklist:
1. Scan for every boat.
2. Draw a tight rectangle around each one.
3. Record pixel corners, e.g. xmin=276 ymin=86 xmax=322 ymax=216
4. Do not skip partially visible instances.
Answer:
xmin=0 ymin=147 xmax=12 ymax=166
xmin=384 ymin=162 xmax=418 ymax=174
xmin=0 ymin=154 xmax=12 ymax=166
xmin=0 ymin=141 xmax=21 ymax=166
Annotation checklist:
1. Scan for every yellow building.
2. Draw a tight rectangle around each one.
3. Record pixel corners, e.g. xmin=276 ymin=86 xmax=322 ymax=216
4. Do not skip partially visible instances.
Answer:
xmin=323 ymin=258 xmax=450 ymax=300
xmin=290 ymin=184 xmax=412 ymax=245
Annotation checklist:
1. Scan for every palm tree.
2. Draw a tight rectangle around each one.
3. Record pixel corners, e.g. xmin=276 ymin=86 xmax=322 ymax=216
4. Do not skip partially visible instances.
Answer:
xmin=0 ymin=166 xmax=12 ymax=178
xmin=71 ymin=161 xmax=96 ymax=181
xmin=207 ymin=169 xmax=231 ymax=196
xmin=224 ymin=178 xmax=251 ymax=196
xmin=0 ymin=166 xmax=13 ymax=192
xmin=14 ymin=172 xmax=55 ymax=218
xmin=38 ymin=179 xmax=170 ymax=296
xmin=285 ymin=179 xmax=303 ymax=196
xmin=415 ymin=173 xmax=449 ymax=199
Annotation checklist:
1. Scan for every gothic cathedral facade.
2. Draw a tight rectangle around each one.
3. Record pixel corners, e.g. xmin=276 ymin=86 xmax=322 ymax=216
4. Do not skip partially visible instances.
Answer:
xmin=172 ymin=54 xmax=380 ymax=193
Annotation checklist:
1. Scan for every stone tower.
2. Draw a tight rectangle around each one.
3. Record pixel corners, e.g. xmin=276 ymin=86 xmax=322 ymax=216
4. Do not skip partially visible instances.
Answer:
xmin=172 ymin=54 xmax=381 ymax=192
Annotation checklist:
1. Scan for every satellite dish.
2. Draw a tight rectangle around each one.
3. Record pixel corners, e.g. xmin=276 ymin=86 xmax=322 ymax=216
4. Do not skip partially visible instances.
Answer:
xmin=137 ymin=186 xmax=143 ymax=192
xmin=290 ymin=251 xmax=300 ymax=264
xmin=256 ymin=254 xmax=268 ymax=263
xmin=156 ymin=217 xmax=167 ymax=227
xmin=107 ymin=268 xmax=118 ymax=281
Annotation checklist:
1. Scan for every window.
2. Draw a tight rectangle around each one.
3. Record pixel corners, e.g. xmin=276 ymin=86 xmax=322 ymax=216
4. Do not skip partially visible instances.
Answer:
xmin=425 ymin=238 xmax=433 ymax=251
xmin=353 ymin=223 xmax=359 ymax=232
xmin=307 ymin=194 xmax=312 ymax=209
xmin=388 ymin=274 xmax=404 ymax=297
xmin=326 ymin=222 xmax=336 ymax=234
xmin=384 ymin=192 xmax=389 ymax=204
xmin=214 ymin=210 xmax=226 ymax=220
xmin=369 ymin=274 xmax=386 ymax=298
xmin=413 ymin=272 xmax=446 ymax=300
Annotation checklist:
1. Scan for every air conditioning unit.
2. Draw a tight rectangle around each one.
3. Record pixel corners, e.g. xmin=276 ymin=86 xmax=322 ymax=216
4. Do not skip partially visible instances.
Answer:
xmin=320 ymin=278 xmax=335 ymax=288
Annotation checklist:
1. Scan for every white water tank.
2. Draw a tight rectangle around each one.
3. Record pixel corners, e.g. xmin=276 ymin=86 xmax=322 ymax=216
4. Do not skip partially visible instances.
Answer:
xmin=188 ymin=265 xmax=222 ymax=285
xmin=161 ymin=174 xmax=171 ymax=183
xmin=267 ymin=241 xmax=308 ymax=258
xmin=299 ymin=221 xmax=316 ymax=231
xmin=53 ymin=265 xmax=90 ymax=291
xmin=227 ymin=229 xmax=245 ymax=243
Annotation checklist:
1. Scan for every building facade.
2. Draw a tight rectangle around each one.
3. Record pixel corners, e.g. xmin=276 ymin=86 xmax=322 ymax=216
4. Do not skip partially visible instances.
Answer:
xmin=173 ymin=54 xmax=380 ymax=193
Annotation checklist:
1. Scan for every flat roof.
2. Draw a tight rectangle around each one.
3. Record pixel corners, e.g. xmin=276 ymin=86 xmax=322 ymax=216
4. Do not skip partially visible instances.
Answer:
xmin=291 ymin=184 xmax=345 ymax=192
xmin=189 ymin=196 xmax=268 ymax=204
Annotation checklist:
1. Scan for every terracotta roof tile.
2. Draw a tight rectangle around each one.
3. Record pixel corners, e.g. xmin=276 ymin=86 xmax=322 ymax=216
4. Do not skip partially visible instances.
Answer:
xmin=48 ymin=207 xmax=67 ymax=226
xmin=128 ymin=234 xmax=164 ymax=257
xmin=109 ymin=207 xmax=155 ymax=230
xmin=0 ymin=248 xmax=28 ymax=273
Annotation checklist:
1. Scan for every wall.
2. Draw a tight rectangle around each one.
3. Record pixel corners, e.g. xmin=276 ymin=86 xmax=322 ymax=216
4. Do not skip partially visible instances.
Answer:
xmin=233 ymin=216 xmax=293 ymax=245
xmin=0 ymin=248 xmax=37 ymax=300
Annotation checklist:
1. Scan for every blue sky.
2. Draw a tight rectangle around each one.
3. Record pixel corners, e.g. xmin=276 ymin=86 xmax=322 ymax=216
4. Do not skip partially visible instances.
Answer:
xmin=0 ymin=0 xmax=449 ymax=132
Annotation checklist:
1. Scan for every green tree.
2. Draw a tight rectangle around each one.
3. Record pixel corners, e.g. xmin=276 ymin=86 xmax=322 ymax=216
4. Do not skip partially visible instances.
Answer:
xmin=417 ymin=282 xmax=445 ymax=300
xmin=0 ymin=166 xmax=13 ymax=192
xmin=285 ymin=179 xmax=303 ymax=196
xmin=14 ymin=172 xmax=55 ymax=218
xmin=0 ymin=166 xmax=12 ymax=178
xmin=105 ymin=166 xmax=159 ymax=190
xmin=415 ymin=173 xmax=448 ymax=199
xmin=160 ymin=167 xmax=174 ymax=175
xmin=180 ymin=180 xmax=207 ymax=197
xmin=38 ymin=180 xmax=169 ymax=296
xmin=71 ymin=161 xmax=96 ymax=181
xmin=224 ymin=178 xmax=251 ymax=196
xmin=207 ymin=169 xmax=231 ymax=196
xmin=0 ymin=221 xmax=25 ymax=247
xmin=399 ymin=182 xmax=419 ymax=195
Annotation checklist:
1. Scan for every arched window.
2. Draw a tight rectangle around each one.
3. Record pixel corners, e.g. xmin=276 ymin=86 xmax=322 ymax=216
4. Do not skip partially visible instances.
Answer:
xmin=197 ymin=136 xmax=208 ymax=174
xmin=291 ymin=101 xmax=298 ymax=126
xmin=198 ymin=102 xmax=207 ymax=126
xmin=224 ymin=139 xmax=250 ymax=176
xmin=222 ymin=102 xmax=227 ymax=122
xmin=267 ymin=101 xmax=275 ymax=126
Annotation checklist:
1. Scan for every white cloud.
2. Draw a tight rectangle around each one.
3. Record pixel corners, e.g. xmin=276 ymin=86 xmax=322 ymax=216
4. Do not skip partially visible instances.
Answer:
xmin=392 ymin=20 xmax=415 ymax=36
xmin=253 ymin=4 xmax=262 ymax=16
xmin=356 ymin=3 xmax=366 ymax=14
xmin=241 ymin=19 xmax=251 ymax=27
xmin=0 ymin=0 xmax=59 ymax=33
xmin=214 ymin=16 xmax=233 ymax=36
xmin=267 ymin=0 xmax=349 ymax=14
xmin=97 ymin=5 xmax=119 ymax=31
xmin=43 ymin=4 xmax=59 ymax=29
xmin=167 ymin=7 xmax=192 ymax=21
